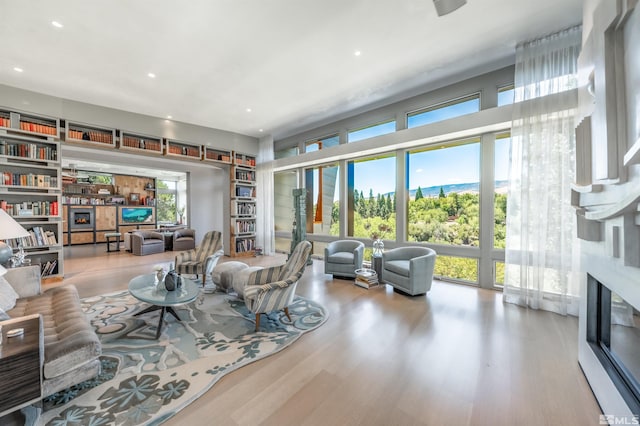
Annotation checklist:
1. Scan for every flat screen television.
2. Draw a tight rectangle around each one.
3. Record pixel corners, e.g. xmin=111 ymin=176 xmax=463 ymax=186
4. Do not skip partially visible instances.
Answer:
xmin=121 ymin=207 xmax=154 ymax=224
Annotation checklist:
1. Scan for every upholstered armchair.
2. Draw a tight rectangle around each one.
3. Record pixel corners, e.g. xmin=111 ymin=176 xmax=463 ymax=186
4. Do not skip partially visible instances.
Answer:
xmin=130 ymin=230 xmax=165 ymax=256
xmin=243 ymin=240 xmax=312 ymax=331
xmin=172 ymin=228 xmax=196 ymax=251
xmin=324 ymin=240 xmax=364 ymax=278
xmin=175 ymin=230 xmax=223 ymax=283
xmin=381 ymin=246 xmax=436 ymax=296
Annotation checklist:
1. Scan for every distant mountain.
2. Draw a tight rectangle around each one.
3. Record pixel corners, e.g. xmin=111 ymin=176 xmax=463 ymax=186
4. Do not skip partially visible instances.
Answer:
xmin=407 ymin=180 xmax=508 ymax=198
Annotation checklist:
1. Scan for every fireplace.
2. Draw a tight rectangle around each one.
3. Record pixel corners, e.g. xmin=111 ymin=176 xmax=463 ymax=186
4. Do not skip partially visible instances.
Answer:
xmin=70 ymin=209 xmax=94 ymax=230
xmin=587 ymin=275 xmax=640 ymax=413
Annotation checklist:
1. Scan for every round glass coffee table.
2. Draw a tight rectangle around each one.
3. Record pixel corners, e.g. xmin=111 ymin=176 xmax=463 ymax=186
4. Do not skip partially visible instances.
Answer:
xmin=128 ymin=274 xmax=200 ymax=339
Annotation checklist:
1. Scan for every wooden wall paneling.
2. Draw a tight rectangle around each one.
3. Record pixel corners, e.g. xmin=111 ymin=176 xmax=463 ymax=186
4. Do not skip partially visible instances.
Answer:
xmin=70 ymin=232 xmax=94 ymax=244
xmin=95 ymin=205 xmax=116 ymax=231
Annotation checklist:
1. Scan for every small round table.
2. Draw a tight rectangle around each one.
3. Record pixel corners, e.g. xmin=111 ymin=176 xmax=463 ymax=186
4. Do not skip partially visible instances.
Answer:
xmin=128 ymin=274 xmax=200 ymax=339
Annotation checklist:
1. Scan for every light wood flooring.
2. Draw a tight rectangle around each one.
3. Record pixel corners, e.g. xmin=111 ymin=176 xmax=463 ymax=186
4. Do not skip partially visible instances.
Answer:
xmin=48 ymin=245 xmax=602 ymax=425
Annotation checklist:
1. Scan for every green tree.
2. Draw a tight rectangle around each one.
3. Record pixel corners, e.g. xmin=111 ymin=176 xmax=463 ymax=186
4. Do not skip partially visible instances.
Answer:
xmin=439 ymin=187 xmax=446 ymax=198
xmin=415 ymin=186 xmax=424 ymax=200
xmin=156 ymin=180 xmax=176 ymax=222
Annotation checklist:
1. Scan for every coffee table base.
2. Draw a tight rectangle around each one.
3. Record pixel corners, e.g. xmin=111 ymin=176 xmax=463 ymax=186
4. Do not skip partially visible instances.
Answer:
xmin=134 ymin=305 xmax=182 ymax=339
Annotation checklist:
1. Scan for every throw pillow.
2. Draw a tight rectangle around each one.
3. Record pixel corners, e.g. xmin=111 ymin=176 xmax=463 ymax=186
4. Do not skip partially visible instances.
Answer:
xmin=0 ymin=276 xmax=19 ymax=311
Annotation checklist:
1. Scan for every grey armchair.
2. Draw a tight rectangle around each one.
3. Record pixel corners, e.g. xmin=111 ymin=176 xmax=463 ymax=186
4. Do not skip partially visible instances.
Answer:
xmin=172 ymin=228 xmax=196 ymax=251
xmin=130 ymin=230 xmax=165 ymax=256
xmin=381 ymin=246 xmax=436 ymax=296
xmin=324 ymin=240 xmax=364 ymax=278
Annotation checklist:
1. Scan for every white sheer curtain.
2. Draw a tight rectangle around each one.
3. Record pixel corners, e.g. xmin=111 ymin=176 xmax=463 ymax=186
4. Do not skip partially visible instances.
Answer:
xmin=256 ymin=135 xmax=275 ymax=255
xmin=503 ymin=26 xmax=582 ymax=316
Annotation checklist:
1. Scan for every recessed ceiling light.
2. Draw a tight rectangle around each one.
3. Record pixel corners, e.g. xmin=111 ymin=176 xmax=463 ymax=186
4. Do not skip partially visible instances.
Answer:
xmin=259 ymin=129 xmax=263 ymax=132
xmin=354 ymin=50 xmax=362 ymax=56
xmin=51 ymin=21 xmax=64 ymax=28
xmin=246 ymin=108 xmax=252 ymax=113
xmin=147 ymin=73 xmax=156 ymax=78
xmin=13 ymin=67 xmax=23 ymax=73
xmin=167 ymin=115 xmax=172 ymax=119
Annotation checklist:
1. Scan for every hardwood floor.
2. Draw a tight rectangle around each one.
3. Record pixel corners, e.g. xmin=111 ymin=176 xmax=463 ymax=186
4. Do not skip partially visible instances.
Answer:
xmin=52 ymin=244 xmax=602 ymax=425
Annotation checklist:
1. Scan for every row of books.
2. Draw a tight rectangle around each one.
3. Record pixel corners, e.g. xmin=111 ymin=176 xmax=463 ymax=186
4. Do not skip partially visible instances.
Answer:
xmin=1 ymin=172 xmax=59 ymax=188
xmin=121 ymin=136 xmax=162 ymax=152
xmin=235 ymin=237 xmax=255 ymax=253
xmin=41 ymin=260 xmax=58 ymax=277
xmin=0 ymin=140 xmax=58 ymax=161
xmin=5 ymin=226 xmax=58 ymax=249
xmin=0 ymin=117 xmax=9 ymax=128
xmin=67 ymin=129 xmax=113 ymax=144
xmin=168 ymin=145 xmax=200 ymax=157
xmin=235 ymin=170 xmax=255 ymax=181
xmin=235 ymin=202 xmax=256 ymax=215
xmin=19 ymin=120 xmax=57 ymax=135
xmin=205 ymin=151 xmax=231 ymax=162
xmin=355 ymin=269 xmax=379 ymax=289
xmin=0 ymin=200 xmax=59 ymax=217
xmin=235 ymin=220 xmax=256 ymax=233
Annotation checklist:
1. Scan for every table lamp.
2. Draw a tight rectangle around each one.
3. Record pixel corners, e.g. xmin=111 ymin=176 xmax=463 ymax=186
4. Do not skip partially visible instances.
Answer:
xmin=0 ymin=209 xmax=30 ymax=266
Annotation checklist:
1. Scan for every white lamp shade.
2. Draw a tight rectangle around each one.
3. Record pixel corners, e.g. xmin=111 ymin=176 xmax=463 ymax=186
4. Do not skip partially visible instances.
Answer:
xmin=0 ymin=209 xmax=30 ymax=240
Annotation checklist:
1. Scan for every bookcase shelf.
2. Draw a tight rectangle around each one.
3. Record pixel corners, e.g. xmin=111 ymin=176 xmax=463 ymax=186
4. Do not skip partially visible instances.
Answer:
xmin=119 ymin=131 xmax=163 ymax=154
xmin=65 ymin=121 xmax=116 ymax=148
xmin=203 ymin=147 xmax=232 ymax=164
xmin=165 ymin=139 xmax=202 ymax=160
xmin=229 ymin=151 xmax=256 ymax=257
xmin=0 ymin=125 xmax=63 ymax=279
xmin=0 ymin=108 xmax=59 ymax=139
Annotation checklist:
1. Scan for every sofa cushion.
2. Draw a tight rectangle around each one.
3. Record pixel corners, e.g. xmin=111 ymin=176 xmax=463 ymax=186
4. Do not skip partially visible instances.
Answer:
xmin=9 ymin=285 xmax=101 ymax=379
xmin=327 ymin=252 xmax=355 ymax=264
xmin=0 ymin=307 xmax=9 ymax=320
xmin=0 ymin=276 xmax=19 ymax=311
xmin=385 ymin=260 xmax=411 ymax=277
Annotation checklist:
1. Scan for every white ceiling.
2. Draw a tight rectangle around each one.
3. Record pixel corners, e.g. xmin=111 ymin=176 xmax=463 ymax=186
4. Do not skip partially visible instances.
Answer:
xmin=0 ymin=0 xmax=582 ymax=140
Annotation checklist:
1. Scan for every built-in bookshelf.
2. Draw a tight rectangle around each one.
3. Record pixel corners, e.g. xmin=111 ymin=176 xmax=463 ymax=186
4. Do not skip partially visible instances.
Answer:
xmin=0 ymin=108 xmax=59 ymax=138
xmin=120 ymin=131 xmax=163 ymax=154
xmin=0 ymin=124 xmax=63 ymax=279
xmin=229 ymin=153 xmax=257 ymax=257
xmin=165 ymin=139 xmax=202 ymax=160
xmin=65 ymin=121 xmax=116 ymax=148
xmin=203 ymin=147 xmax=232 ymax=164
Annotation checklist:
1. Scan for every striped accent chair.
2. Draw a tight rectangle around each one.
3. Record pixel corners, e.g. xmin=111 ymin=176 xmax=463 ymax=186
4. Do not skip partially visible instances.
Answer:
xmin=243 ymin=240 xmax=312 ymax=332
xmin=174 ymin=230 xmax=223 ymax=284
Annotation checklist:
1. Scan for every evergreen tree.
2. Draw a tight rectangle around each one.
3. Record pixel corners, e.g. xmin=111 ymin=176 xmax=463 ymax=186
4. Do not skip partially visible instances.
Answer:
xmin=415 ymin=186 xmax=424 ymax=200
xmin=439 ymin=187 xmax=446 ymax=198
xmin=386 ymin=194 xmax=393 ymax=217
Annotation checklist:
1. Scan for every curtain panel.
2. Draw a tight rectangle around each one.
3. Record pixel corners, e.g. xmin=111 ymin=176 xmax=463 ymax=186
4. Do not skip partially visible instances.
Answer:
xmin=503 ymin=26 xmax=582 ymax=316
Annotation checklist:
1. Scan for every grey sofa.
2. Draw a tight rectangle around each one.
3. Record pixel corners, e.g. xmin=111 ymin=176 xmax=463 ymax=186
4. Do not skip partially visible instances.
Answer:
xmin=381 ymin=246 xmax=436 ymax=296
xmin=131 ymin=230 xmax=165 ymax=256
xmin=3 ymin=266 xmax=101 ymax=398
xmin=324 ymin=240 xmax=365 ymax=278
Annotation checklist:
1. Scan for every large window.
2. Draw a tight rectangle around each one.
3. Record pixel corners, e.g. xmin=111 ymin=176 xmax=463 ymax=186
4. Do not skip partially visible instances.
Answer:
xmin=305 ymin=134 xmax=339 ymax=153
xmin=497 ymin=85 xmax=515 ymax=106
xmin=157 ymin=180 xmax=177 ymax=223
xmin=347 ymin=154 xmax=396 ymax=244
xmin=275 ymin=146 xmax=298 ymax=159
xmin=407 ymin=94 xmax=480 ymax=128
xmin=305 ymin=163 xmax=339 ymax=236
xmin=348 ymin=120 xmax=396 ymax=143
xmin=407 ymin=139 xmax=481 ymax=247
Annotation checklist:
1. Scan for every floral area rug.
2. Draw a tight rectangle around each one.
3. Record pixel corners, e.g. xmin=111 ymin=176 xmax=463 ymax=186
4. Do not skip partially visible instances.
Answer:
xmin=40 ymin=289 xmax=328 ymax=425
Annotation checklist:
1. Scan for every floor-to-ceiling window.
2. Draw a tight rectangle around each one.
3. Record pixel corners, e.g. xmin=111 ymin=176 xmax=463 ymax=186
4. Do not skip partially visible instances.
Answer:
xmin=407 ymin=138 xmax=481 ymax=283
xmin=347 ymin=154 xmax=396 ymax=259
xmin=304 ymin=163 xmax=340 ymax=255
xmin=274 ymin=170 xmax=297 ymax=252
